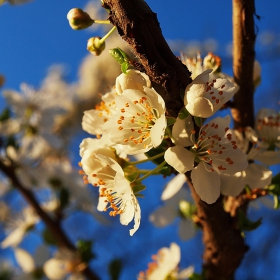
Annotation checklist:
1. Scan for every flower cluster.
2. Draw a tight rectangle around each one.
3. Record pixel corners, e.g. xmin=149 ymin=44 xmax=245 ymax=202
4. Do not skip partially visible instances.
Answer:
xmin=79 ymin=70 xmax=167 ymax=235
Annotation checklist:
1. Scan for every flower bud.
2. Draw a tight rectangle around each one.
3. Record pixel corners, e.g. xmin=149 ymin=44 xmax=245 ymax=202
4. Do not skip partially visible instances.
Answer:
xmin=67 ymin=8 xmax=94 ymax=30
xmin=87 ymin=37 xmax=106 ymax=56
xmin=115 ymin=69 xmax=151 ymax=95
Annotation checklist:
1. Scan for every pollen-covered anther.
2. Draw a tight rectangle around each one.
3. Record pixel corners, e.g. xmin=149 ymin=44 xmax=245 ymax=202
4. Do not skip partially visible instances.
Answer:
xmin=226 ymin=158 xmax=234 ymax=164
xmin=124 ymin=139 xmax=128 ymax=142
xmin=117 ymin=120 xmax=122 ymax=124
xmin=125 ymin=102 xmax=129 ymax=107
xmin=133 ymin=100 xmax=138 ymax=104
xmin=78 ymin=162 xmax=82 ymax=167
xmin=78 ymin=170 xmax=84 ymax=175
xmin=121 ymin=108 xmax=125 ymax=113
xmin=227 ymin=134 xmax=232 ymax=140
xmin=218 ymin=165 xmax=226 ymax=170
xmin=118 ymin=126 xmax=123 ymax=130
xmin=207 ymin=149 xmax=212 ymax=154
xmin=218 ymin=91 xmax=223 ymax=95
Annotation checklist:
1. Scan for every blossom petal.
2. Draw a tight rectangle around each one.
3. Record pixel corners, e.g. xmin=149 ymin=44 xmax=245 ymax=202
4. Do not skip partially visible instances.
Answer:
xmin=129 ymin=202 xmax=141 ymax=236
xmin=161 ymin=174 xmax=186 ymax=200
xmin=149 ymin=205 xmax=177 ymax=227
xmin=186 ymin=96 xmax=213 ymax=118
xmin=191 ymin=162 xmax=220 ymax=204
xmin=220 ymin=172 xmax=245 ymax=197
xmin=165 ymin=146 xmax=195 ymax=174
xmin=244 ymin=163 xmax=272 ymax=189
xmin=178 ymin=219 xmax=196 ymax=241
xmin=172 ymin=116 xmax=193 ymax=147
xmin=150 ymin=115 xmax=166 ymax=147
xmin=254 ymin=150 xmax=280 ymax=165
xmin=14 ymin=248 xmax=35 ymax=273
xmin=43 ymin=259 xmax=68 ymax=280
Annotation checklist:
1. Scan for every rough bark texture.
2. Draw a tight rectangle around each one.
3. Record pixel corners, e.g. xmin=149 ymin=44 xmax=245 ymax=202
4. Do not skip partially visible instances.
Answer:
xmin=103 ymin=0 xmax=256 ymax=279
xmin=232 ymin=0 xmax=256 ymax=129
xmin=103 ymin=0 xmax=191 ymax=117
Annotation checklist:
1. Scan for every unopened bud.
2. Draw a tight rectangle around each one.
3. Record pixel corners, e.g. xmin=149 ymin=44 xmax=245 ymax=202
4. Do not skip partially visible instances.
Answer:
xmin=87 ymin=37 xmax=106 ymax=56
xmin=67 ymin=8 xmax=94 ymax=30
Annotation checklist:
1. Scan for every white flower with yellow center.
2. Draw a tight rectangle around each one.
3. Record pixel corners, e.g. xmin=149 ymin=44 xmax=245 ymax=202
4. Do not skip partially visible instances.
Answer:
xmin=138 ymin=243 xmax=193 ymax=280
xmin=82 ymin=89 xmax=117 ymax=137
xmin=164 ymin=115 xmax=248 ymax=204
xmin=104 ymin=87 xmax=166 ymax=155
xmin=80 ymin=146 xmax=141 ymax=236
xmin=116 ymin=69 xmax=151 ymax=95
xmin=184 ymin=69 xmax=236 ymax=118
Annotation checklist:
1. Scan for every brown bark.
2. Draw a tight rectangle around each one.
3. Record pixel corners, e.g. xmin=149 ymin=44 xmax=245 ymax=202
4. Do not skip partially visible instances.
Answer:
xmin=103 ymin=1 xmax=256 ymax=279
xmin=232 ymin=0 xmax=256 ymax=129
xmin=103 ymin=0 xmax=191 ymax=117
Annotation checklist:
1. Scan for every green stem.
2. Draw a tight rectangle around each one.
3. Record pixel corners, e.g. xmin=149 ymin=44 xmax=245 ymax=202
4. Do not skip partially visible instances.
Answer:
xmin=135 ymin=161 xmax=166 ymax=182
xmin=93 ymin=19 xmax=111 ymax=24
xmin=129 ymin=151 xmax=165 ymax=165
xmin=99 ymin=26 xmax=116 ymax=44
xmin=137 ymin=169 xmax=161 ymax=174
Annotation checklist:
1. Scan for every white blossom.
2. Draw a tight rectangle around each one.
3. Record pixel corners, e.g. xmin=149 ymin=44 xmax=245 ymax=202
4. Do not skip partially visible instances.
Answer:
xmin=1 ymin=207 xmax=39 ymax=248
xmin=104 ymin=87 xmax=167 ymax=155
xmin=138 ymin=243 xmax=194 ymax=280
xmin=164 ymin=115 xmax=248 ymax=204
xmin=184 ymin=69 xmax=236 ymax=118
xmin=80 ymin=144 xmax=141 ymax=236
xmin=43 ymin=250 xmax=86 ymax=280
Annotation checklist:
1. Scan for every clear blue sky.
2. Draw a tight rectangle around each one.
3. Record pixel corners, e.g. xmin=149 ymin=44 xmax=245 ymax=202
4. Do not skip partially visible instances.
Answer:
xmin=0 ymin=1 xmax=280 ymax=279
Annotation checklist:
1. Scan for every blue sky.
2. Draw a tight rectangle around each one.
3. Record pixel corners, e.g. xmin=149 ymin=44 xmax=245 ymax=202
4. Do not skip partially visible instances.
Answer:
xmin=0 ymin=0 xmax=280 ymax=279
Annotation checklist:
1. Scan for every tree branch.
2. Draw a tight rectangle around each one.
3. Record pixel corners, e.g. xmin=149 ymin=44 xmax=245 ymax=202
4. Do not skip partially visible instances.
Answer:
xmin=0 ymin=160 xmax=99 ymax=280
xmin=232 ymin=0 xmax=256 ymax=129
xmin=103 ymin=0 xmax=256 ymax=279
xmin=103 ymin=0 xmax=191 ymax=117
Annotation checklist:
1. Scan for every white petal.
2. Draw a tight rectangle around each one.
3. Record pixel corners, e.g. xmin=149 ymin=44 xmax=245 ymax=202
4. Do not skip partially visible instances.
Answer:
xmin=172 ymin=116 xmax=193 ymax=147
xmin=150 ymin=115 xmax=166 ymax=147
xmin=164 ymin=146 xmax=195 ymax=174
xmin=149 ymin=205 xmax=177 ymax=227
xmin=1 ymin=227 xmax=25 ymax=248
xmin=129 ymin=202 xmax=141 ymax=236
xmin=161 ymin=174 xmax=186 ymax=200
xmin=178 ymin=219 xmax=196 ymax=241
xmin=191 ymin=162 xmax=220 ymax=204
xmin=186 ymin=97 xmax=213 ymax=118
xmin=14 ymin=248 xmax=35 ymax=273
xmin=43 ymin=259 xmax=68 ymax=280
xmin=115 ymin=69 xmax=151 ymax=95
xmin=220 ymin=172 xmax=245 ymax=197
xmin=254 ymin=150 xmax=280 ymax=165
xmin=244 ymin=163 xmax=272 ymax=189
